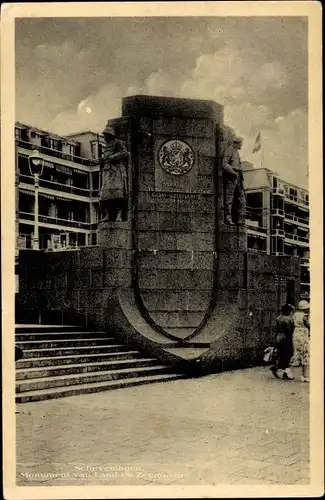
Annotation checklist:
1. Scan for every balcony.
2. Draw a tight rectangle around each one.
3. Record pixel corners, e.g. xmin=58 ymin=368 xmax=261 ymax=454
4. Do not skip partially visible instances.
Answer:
xmin=297 ymin=235 xmax=309 ymax=245
xmin=297 ymin=197 xmax=309 ymax=208
xmin=271 ymin=228 xmax=285 ymax=237
xmin=19 ymin=174 xmax=92 ymax=199
xmin=284 ymin=213 xmax=298 ymax=224
xmin=301 ymin=258 xmax=310 ymax=266
xmin=18 ymin=211 xmax=95 ymax=230
xmin=19 ymin=211 xmax=34 ymax=222
xmin=17 ymin=232 xmax=98 ymax=252
xmin=272 ymin=187 xmax=285 ymax=197
xmin=246 ymin=222 xmax=267 ymax=234
xmin=247 ymin=247 xmax=267 ymax=254
xmin=297 ymin=216 xmax=309 ymax=227
xmin=16 ymin=138 xmax=98 ymax=167
xmin=284 ymin=232 xmax=297 ymax=242
xmin=284 ymin=191 xmax=309 ymax=209
xmin=271 ymin=208 xmax=285 ymax=217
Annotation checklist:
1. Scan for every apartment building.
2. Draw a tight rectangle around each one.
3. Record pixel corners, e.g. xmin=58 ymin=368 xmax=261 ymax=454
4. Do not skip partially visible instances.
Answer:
xmin=15 ymin=123 xmax=310 ymax=300
xmin=16 ymin=123 xmax=105 ymax=252
xmin=243 ymin=166 xmax=310 ymax=300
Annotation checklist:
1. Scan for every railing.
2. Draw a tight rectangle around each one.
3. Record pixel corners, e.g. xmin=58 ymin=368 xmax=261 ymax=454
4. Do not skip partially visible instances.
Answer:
xmin=284 ymin=213 xmax=297 ymax=222
xmin=297 ymin=235 xmax=309 ymax=243
xmin=247 ymin=247 xmax=267 ymax=253
xmin=271 ymin=228 xmax=285 ymax=236
xmin=284 ymin=232 xmax=297 ymax=241
xmin=246 ymin=224 xmax=267 ymax=234
xmin=39 ymin=178 xmax=90 ymax=196
xmin=273 ymin=187 xmax=285 ymax=196
xmin=18 ymin=211 xmax=96 ymax=229
xmin=18 ymin=211 xmax=34 ymax=221
xmin=284 ymin=191 xmax=309 ymax=208
xmin=271 ymin=208 xmax=285 ymax=217
xmin=19 ymin=174 xmax=34 ymax=186
xmin=17 ymin=231 xmax=99 ymax=251
xmin=301 ymin=258 xmax=310 ymax=265
xmin=19 ymin=174 xmax=91 ymax=197
xmin=16 ymin=139 xmax=99 ymax=167
xmin=297 ymin=216 xmax=309 ymax=227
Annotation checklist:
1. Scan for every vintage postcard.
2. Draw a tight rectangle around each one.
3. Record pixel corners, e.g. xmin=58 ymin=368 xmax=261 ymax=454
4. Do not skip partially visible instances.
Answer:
xmin=1 ymin=2 xmax=323 ymax=499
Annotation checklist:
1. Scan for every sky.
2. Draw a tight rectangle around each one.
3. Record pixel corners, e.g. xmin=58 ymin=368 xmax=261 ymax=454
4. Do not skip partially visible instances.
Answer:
xmin=15 ymin=17 xmax=308 ymax=187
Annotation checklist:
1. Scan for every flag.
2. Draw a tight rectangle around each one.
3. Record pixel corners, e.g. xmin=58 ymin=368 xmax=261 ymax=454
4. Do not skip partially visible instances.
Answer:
xmin=252 ymin=131 xmax=261 ymax=153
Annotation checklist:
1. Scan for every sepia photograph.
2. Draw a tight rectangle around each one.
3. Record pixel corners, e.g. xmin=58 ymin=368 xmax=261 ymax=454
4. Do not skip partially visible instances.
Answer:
xmin=1 ymin=2 xmax=323 ymax=498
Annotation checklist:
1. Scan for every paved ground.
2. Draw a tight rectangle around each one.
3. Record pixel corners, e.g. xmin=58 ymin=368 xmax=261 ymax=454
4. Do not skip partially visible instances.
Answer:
xmin=16 ymin=366 xmax=309 ymax=486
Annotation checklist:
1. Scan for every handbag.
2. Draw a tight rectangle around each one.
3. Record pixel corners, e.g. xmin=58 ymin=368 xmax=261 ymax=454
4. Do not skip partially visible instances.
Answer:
xmin=263 ymin=346 xmax=275 ymax=363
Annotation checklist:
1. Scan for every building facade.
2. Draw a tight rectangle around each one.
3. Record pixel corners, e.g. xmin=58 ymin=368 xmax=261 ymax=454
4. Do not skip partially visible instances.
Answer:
xmin=15 ymin=123 xmax=309 ymax=300
xmin=15 ymin=123 xmax=104 ymax=253
xmin=243 ymin=166 xmax=310 ymax=300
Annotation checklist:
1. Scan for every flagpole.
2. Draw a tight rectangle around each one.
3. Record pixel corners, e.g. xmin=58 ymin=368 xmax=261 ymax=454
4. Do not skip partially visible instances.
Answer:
xmin=260 ymin=130 xmax=264 ymax=169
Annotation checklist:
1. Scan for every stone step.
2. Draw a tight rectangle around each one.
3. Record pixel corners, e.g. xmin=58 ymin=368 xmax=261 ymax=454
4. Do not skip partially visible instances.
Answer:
xmin=21 ymin=344 xmax=127 ymax=358
xmin=15 ymin=325 xmax=84 ymax=334
xmin=16 ymin=358 xmax=160 ymax=380
xmin=16 ymin=373 xmax=186 ymax=403
xmin=16 ymin=365 xmax=174 ymax=392
xmin=17 ymin=351 xmax=142 ymax=369
xmin=16 ymin=338 xmax=116 ymax=350
xmin=15 ymin=331 xmax=110 ymax=341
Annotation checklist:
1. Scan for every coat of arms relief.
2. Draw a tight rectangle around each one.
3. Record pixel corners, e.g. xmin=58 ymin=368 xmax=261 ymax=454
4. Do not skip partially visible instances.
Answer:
xmin=158 ymin=140 xmax=194 ymax=175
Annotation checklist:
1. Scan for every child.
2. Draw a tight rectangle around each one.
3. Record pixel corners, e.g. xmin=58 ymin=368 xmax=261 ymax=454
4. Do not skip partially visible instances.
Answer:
xmin=292 ymin=300 xmax=310 ymax=382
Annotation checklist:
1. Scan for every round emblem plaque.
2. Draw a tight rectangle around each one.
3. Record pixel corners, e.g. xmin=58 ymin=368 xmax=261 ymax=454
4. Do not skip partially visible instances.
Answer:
xmin=158 ymin=140 xmax=194 ymax=175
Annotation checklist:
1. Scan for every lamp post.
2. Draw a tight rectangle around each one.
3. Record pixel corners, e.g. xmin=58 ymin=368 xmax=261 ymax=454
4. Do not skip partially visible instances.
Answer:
xmin=28 ymin=150 xmax=44 ymax=250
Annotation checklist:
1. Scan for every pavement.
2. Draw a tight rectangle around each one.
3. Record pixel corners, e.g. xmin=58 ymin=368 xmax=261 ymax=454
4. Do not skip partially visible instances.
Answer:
xmin=16 ymin=366 xmax=309 ymax=486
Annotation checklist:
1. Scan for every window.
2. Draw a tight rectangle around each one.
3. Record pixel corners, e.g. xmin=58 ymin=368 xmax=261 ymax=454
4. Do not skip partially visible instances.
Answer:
xmin=15 ymin=128 xmax=21 ymax=139
xmin=49 ymin=138 xmax=61 ymax=150
xmin=30 ymin=131 xmax=37 ymax=139
xmin=41 ymin=136 xmax=49 ymax=147
xmin=21 ymin=130 xmax=29 ymax=142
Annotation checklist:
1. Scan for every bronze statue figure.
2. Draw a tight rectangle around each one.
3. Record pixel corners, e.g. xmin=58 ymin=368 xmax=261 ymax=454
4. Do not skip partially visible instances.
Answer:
xmin=99 ymin=124 xmax=129 ymax=222
xmin=222 ymin=136 xmax=246 ymax=226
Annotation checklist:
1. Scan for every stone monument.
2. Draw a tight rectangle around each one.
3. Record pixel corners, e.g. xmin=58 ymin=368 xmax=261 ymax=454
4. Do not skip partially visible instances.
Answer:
xmin=17 ymin=95 xmax=301 ymax=376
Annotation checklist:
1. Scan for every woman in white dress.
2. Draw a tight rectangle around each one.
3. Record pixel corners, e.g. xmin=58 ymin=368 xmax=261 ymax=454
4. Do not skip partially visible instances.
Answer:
xmin=292 ymin=300 xmax=310 ymax=382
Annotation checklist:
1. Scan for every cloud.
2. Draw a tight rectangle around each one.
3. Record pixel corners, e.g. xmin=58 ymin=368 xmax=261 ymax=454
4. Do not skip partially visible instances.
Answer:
xmin=244 ymin=108 xmax=308 ymax=188
xmin=48 ymin=44 xmax=307 ymax=188
xmin=178 ymin=46 xmax=289 ymax=107
xmin=15 ymin=18 xmax=308 ymax=188
xmin=50 ymin=84 xmax=122 ymax=135
xmin=253 ymin=62 xmax=287 ymax=92
xmin=16 ymin=41 xmax=109 ymax=130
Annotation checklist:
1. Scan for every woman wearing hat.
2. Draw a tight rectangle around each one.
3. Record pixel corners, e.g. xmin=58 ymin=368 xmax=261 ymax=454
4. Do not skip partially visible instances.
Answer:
xmin=292 ymin=300 xmax=310 ymax=382
xmin=99 ymin=124 xmax=129 ymax=222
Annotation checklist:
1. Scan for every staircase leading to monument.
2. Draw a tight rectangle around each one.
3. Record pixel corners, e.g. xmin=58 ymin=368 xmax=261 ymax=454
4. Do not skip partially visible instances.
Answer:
xmin=15 ymin=325 xmax=187 ymax=403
